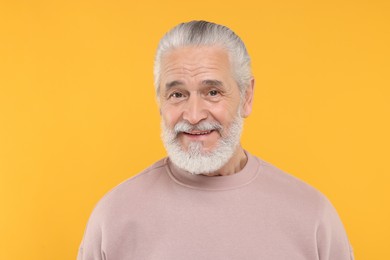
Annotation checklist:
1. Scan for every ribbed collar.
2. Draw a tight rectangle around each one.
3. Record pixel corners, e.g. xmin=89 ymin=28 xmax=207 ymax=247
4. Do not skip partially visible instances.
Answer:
xmin=165 ymin=151 xmax=261 ymax=191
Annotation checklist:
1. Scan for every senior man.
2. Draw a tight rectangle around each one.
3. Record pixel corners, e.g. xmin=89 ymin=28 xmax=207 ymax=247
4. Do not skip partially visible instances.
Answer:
xmin=78 ymin=21 xmax=353 ymax=259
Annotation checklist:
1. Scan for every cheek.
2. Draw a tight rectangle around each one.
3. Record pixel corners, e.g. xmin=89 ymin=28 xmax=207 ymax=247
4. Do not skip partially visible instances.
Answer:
xmin=211 ymin=104 xmax=238 ymax=124
xmin=161 ymin=107 xmax=181 ymax=127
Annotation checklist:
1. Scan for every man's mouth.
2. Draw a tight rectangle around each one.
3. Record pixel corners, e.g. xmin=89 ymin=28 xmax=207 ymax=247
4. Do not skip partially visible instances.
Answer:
xmin=183 ymin=130 xmax=214 ymax=136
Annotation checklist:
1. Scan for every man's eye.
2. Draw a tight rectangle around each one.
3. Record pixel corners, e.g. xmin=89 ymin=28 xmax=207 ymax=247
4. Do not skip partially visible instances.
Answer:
xmin=209 ymin=90 xmax=219 ymax=96
xmin=169 ymin=92 xmax=184 ymax=98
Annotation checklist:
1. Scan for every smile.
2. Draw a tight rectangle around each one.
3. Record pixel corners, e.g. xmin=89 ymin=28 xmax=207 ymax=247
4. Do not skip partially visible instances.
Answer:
xmin=184 ymin=130 xmax=214 ymax=135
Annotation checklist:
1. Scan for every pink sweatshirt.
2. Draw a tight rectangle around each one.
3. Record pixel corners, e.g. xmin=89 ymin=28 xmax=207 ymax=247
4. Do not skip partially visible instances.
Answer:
xmin=78 ymin=151 xmax=353 ymax=259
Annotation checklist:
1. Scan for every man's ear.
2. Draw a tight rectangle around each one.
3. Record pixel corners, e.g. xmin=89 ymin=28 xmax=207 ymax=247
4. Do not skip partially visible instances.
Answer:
xmin=241 ymin=78 xmax=255 ymax=118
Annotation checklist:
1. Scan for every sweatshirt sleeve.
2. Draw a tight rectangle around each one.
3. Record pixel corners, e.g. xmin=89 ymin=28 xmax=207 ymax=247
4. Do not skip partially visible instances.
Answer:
xmin=316 ymin=198 xmax=354 ymax=260
xmin=77 ymin=209 xmax=106 ymax=260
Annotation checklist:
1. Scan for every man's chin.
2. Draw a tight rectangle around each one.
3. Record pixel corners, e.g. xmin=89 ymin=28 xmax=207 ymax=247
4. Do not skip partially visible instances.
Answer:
xmin=180 ymin=144 xmax=216 ymax=156
xmin=166 ymin=144 xmax=234 ymax=175
xmin=162 ymin=116 xmax=244 ymax=175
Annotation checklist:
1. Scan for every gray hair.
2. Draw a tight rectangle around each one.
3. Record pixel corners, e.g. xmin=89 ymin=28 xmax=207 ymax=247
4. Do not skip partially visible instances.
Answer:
xmin=154 ymin=20 xmax=252 ymax=96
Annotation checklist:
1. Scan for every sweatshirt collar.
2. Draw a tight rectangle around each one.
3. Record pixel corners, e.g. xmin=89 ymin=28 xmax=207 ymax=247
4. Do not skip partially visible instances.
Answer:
xmin=165 ymin=150 xmax=260 ymax=191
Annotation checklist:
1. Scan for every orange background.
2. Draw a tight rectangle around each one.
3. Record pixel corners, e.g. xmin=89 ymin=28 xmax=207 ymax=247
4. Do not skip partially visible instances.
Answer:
xmin=0 ymin=0 xmax=389 ymax=259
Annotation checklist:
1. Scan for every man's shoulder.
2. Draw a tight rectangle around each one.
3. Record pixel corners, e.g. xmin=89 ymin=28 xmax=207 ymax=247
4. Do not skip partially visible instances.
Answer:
xmin=109 ymin=158 xmax=168 ymax=194
xmin=254 ymin=156 xmax=331 ymax=212
xmin=89 ymin=158 xmax=169 ymax=218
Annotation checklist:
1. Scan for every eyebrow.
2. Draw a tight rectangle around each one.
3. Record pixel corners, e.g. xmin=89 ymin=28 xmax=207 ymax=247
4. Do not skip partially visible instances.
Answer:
xmin=164 ymin=79 xmax=224 ymax=91
xmin=165 ymin=80 xmax=184 ymax=90
xmin=201 ymin=80 xmax=224 ymax=87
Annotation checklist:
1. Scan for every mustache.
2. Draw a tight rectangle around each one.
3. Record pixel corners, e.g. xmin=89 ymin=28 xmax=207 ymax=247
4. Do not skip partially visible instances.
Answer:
xmin=174 ymin=121 xmax=223 ymax=134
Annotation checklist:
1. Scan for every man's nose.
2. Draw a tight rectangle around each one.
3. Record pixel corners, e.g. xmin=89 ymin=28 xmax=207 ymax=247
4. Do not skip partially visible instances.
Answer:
xmin=182 ymin=95 xmax=208 ymax=125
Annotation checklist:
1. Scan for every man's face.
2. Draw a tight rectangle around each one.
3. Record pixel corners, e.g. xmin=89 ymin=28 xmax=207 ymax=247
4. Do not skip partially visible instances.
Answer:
xmin=158 ymin=46 xmax=252 ymax=174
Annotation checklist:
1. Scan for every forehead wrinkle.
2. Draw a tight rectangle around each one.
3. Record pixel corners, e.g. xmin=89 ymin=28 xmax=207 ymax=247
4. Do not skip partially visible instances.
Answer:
xmin=163 ymin=55 xmax=223 ymax=71
xmin=188 ymin=65 xmax=223 ymax=77
xmin=161 ymin=50 xmax=231 ymax=89
xmin=162 ymin=65 xmax=224 ymax=84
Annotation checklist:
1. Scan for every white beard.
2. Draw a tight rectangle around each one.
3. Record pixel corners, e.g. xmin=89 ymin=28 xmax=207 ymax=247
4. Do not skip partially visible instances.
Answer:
xmin=161 ymin=116 xmax=244 ymax=175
